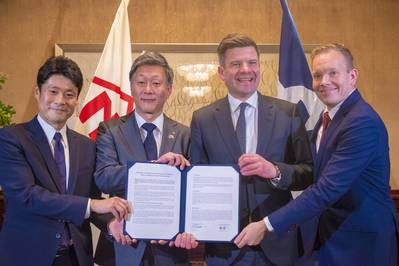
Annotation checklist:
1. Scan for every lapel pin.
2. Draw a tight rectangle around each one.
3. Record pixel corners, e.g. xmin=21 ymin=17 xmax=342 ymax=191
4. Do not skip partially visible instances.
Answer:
xmin=168 ymin=132 xmax=175 ymax=139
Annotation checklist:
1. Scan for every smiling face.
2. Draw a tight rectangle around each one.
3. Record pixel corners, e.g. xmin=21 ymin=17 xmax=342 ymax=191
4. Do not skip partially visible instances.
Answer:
xmin=312 ymin=49 xmax=358 ymax=109
xmin=35 ymin=74 xmax=78 ymax=130
xmin=218 ymin=46 xmax=260 ymax=101
xmin=131 ymin=65 xmax=171 ymax=121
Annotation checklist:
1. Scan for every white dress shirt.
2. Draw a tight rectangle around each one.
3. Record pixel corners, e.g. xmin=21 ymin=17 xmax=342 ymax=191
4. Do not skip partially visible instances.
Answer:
xmin=228 ymin=92 xmax=258 ymax=154
xmin=135 ymin=112 xmax=164 ymax=156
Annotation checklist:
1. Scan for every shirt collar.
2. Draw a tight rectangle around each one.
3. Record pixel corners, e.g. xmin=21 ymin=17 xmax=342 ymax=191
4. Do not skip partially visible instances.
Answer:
xmin=37 ymin=114 xmax=68 ymax=145
xmin=228 ymin=91 xmax=258 ymax=113
xmin=134 ymin=111 xmax=164 ymax=133
xmin=324 ymin=88 xmax=356 ymax=120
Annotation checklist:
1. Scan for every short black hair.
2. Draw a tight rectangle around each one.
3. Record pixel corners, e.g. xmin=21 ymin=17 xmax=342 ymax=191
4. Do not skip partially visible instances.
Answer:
xmin=37 ymin=56 xmax=83 ymax=95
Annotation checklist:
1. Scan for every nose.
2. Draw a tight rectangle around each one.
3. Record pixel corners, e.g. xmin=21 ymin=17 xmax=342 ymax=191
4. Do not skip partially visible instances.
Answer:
xmin=240 ymin=62 xmax=250 ymax=72
xmin=320 ymin=74 xmax=330 ymax=85
xmin=54 ymin=93 xmax=66 ymax=104
xmin=143 ymin=82 xmax=153 ymax=93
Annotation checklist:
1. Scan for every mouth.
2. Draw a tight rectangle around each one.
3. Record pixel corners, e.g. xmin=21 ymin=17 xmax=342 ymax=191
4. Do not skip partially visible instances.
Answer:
xmin=236 ymin=76 xmax=255 ymax=83
xmin=318 ymin=87 xmax=337 ymax=95
xmin=140 ymin=98 xmax=156 ymax=103
xmin=51 ymin=108 xmax=67 ymax=113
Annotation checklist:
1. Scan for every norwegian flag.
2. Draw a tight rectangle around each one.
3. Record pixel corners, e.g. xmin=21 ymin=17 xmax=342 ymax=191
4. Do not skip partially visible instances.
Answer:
xmin=76 ymin=0 xmax=133 ymax=140
xmin=277 ymin=0 xmax=323 ymax=130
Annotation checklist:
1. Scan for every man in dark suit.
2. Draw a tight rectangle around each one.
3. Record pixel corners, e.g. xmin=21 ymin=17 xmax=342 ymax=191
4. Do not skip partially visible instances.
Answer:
xmin=188 ymin=34 xmax=313 ymax=265
xmin=235 ymin=44 xmax=399 ymax=265
xmin=94 ymin=51 xmax=192 ymax=266
xmin=0 ymin=56 xmax=130 ymax=266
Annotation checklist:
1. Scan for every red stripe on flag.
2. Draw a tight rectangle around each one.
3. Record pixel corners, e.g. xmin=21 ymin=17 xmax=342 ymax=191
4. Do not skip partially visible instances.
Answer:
xmin=88 ymin=128 xmax=98 ymax=141
xmin=92 ymin=76 xmax=133 ymax=112
xmin=79 ymin=91 xmax=112 ymax=123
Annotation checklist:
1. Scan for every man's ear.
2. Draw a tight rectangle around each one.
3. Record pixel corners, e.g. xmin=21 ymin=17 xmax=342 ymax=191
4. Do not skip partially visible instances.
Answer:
xmin=218 ymin=65 xmax=225 ymax=81
xmin=349 ymin=68 xmax=358 ymax=86
xmin=166 ymin=85 xmax=172 ymax=97
xmin=34 ymin=86 xmax=40 ymax=100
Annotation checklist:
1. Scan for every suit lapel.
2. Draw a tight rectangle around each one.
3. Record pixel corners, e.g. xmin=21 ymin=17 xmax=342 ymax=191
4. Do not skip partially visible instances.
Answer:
xmin=27 ymin=117 xmax=63 ymax=193
xmin=314 ymin=90 xmax=362 ymax=178
xmin=160 ymin=116 xmax=177 ymax=156
xmin=119 ymin=112 xmax=147 ymax=161
xmin=67 ymin=129 xmax=79 ymax=194
xmin=256 ymin=94 xmax=275 ymax=155
xmin=214 ymin=97 xmax=242 ymax=161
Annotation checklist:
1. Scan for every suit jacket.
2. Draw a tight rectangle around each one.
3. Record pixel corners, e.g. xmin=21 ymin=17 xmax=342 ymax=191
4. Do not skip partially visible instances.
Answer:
xmin=190 ymin=93 xmax=313 ymax=265
xmin=269 ymin=90 xmax=399 ymax=265
xmin=0 ymin=117 xmax=106 ymax=266
xmin=94 ymin=111 xmax=190 ymax=266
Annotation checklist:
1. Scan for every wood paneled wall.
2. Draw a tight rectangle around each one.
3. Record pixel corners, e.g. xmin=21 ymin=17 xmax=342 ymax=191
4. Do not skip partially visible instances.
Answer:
xmin=0 ymin=0 xmax=398 ymax=188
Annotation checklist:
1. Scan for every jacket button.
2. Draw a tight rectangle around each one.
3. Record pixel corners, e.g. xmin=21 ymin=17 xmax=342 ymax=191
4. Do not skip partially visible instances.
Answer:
xmin=55 ymin=233 xmax=61 ymax=239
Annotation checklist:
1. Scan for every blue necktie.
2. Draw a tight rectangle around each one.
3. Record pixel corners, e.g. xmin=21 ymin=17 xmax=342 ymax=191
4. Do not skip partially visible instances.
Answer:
xmin=236 ymin=102 xmax=248 ymax=153
xmin=235 ymin=103 xmax=254 ymax=224
xmin=142 ymin=123 xmax=158 ymax=161
xmin=53 ymin=132 xmax=70 ymax=246
xmin=53 ymin=132 xmax=66 ymax=193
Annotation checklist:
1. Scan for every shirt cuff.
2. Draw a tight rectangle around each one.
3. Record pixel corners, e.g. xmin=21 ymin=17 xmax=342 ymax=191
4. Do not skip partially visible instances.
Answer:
xmin=263 ymin=216 xmax=274 ymax=232
xmin=85 ymin=198 xmax=91 ymax=219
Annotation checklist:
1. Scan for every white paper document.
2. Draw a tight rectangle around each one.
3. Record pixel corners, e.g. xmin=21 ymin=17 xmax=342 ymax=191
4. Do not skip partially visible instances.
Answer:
xmin=125 ymin=163 xmax=181 ymax=240
xmin=124 ymin=162 xmax=239 ymax=242
xmin=184 ymin=165 xmax=239 ymax=241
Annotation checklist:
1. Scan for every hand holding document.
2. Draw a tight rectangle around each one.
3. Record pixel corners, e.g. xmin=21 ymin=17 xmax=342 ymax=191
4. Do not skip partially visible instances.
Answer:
xmin=124 ymin=162 xmax=239 ymax=242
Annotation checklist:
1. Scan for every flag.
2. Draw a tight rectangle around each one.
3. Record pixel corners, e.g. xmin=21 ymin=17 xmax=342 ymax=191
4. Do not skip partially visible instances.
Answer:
xmin=76 ymin=0 xmax=133 ymax=140
xmin=277 ymin=0 xmax=323 ymax=130
xmin=277 ymin=3 xmax=321 ymax=260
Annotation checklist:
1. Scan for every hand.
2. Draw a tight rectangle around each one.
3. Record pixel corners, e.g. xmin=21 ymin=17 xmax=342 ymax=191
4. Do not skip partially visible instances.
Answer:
xmin=171 ymin=233 xmax=199 ymax=249
xmin=150 ymin=240 xmax=168 ymax=245
xmin=156 ymin=152 xmax=190 ymax=170
xmin=108 ymin=218 xmax=137 ymax=245
xmin=234 ymin=220 xmax=267 ymax=248
xmin=90 ymin=197 xmax=131 ymax=221
xmin=238 ymin=154 xmax=277 ymax=179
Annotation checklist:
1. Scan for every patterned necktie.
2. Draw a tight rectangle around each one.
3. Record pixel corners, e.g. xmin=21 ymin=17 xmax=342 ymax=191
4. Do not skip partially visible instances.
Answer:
xmin=142 ymin=123 xmax=158 ymax=161
xmin=53 ymin=132 xmax=66 ymax=193
xmin=236 ymin=102 xmax=248 ymax=153
xmin=321 ymin=111 xmax=331 ymax=139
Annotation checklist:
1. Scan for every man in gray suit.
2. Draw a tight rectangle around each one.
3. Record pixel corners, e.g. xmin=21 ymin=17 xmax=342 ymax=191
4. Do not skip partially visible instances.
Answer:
xmin=94 ymin=51 xmax=190 ymax=266
xmin=189 ymin=34 xmax=313 ymax=265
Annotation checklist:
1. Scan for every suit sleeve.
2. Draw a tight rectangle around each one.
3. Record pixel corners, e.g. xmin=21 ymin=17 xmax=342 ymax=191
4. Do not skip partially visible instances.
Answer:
xmin=269 ymin=115 xmax=380 ymax=234
xmin=273 ymin=103 xmax=313 ymax=191
xmin=94 ymin=122 xmax=127 ymax=195
xmin=189 ymin=111 xmax=209 ymax=164
xmin=0 ymin=128 xmax=88 ymax=226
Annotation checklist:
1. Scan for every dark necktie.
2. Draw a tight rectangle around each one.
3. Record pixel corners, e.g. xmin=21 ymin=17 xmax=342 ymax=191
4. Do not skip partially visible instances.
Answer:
xmin=321 ymin=111 xmax=331 ymax=139
xmin=142 ymin=123 xmax=158 ymax=161
xmin=53 ymin=132 xmax=70 ymax=246
xmin=235 ymin=103 xmax=254 ymax=225
xmin=236 ymin=102 xmax=248 ymax=153
xmin=53 ymin=132 xmax=66 ymax=193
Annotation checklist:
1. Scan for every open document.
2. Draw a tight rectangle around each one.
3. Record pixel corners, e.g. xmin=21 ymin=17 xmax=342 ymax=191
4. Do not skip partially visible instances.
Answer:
xmin=124 ymin=162 xmax=239 ymax=242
